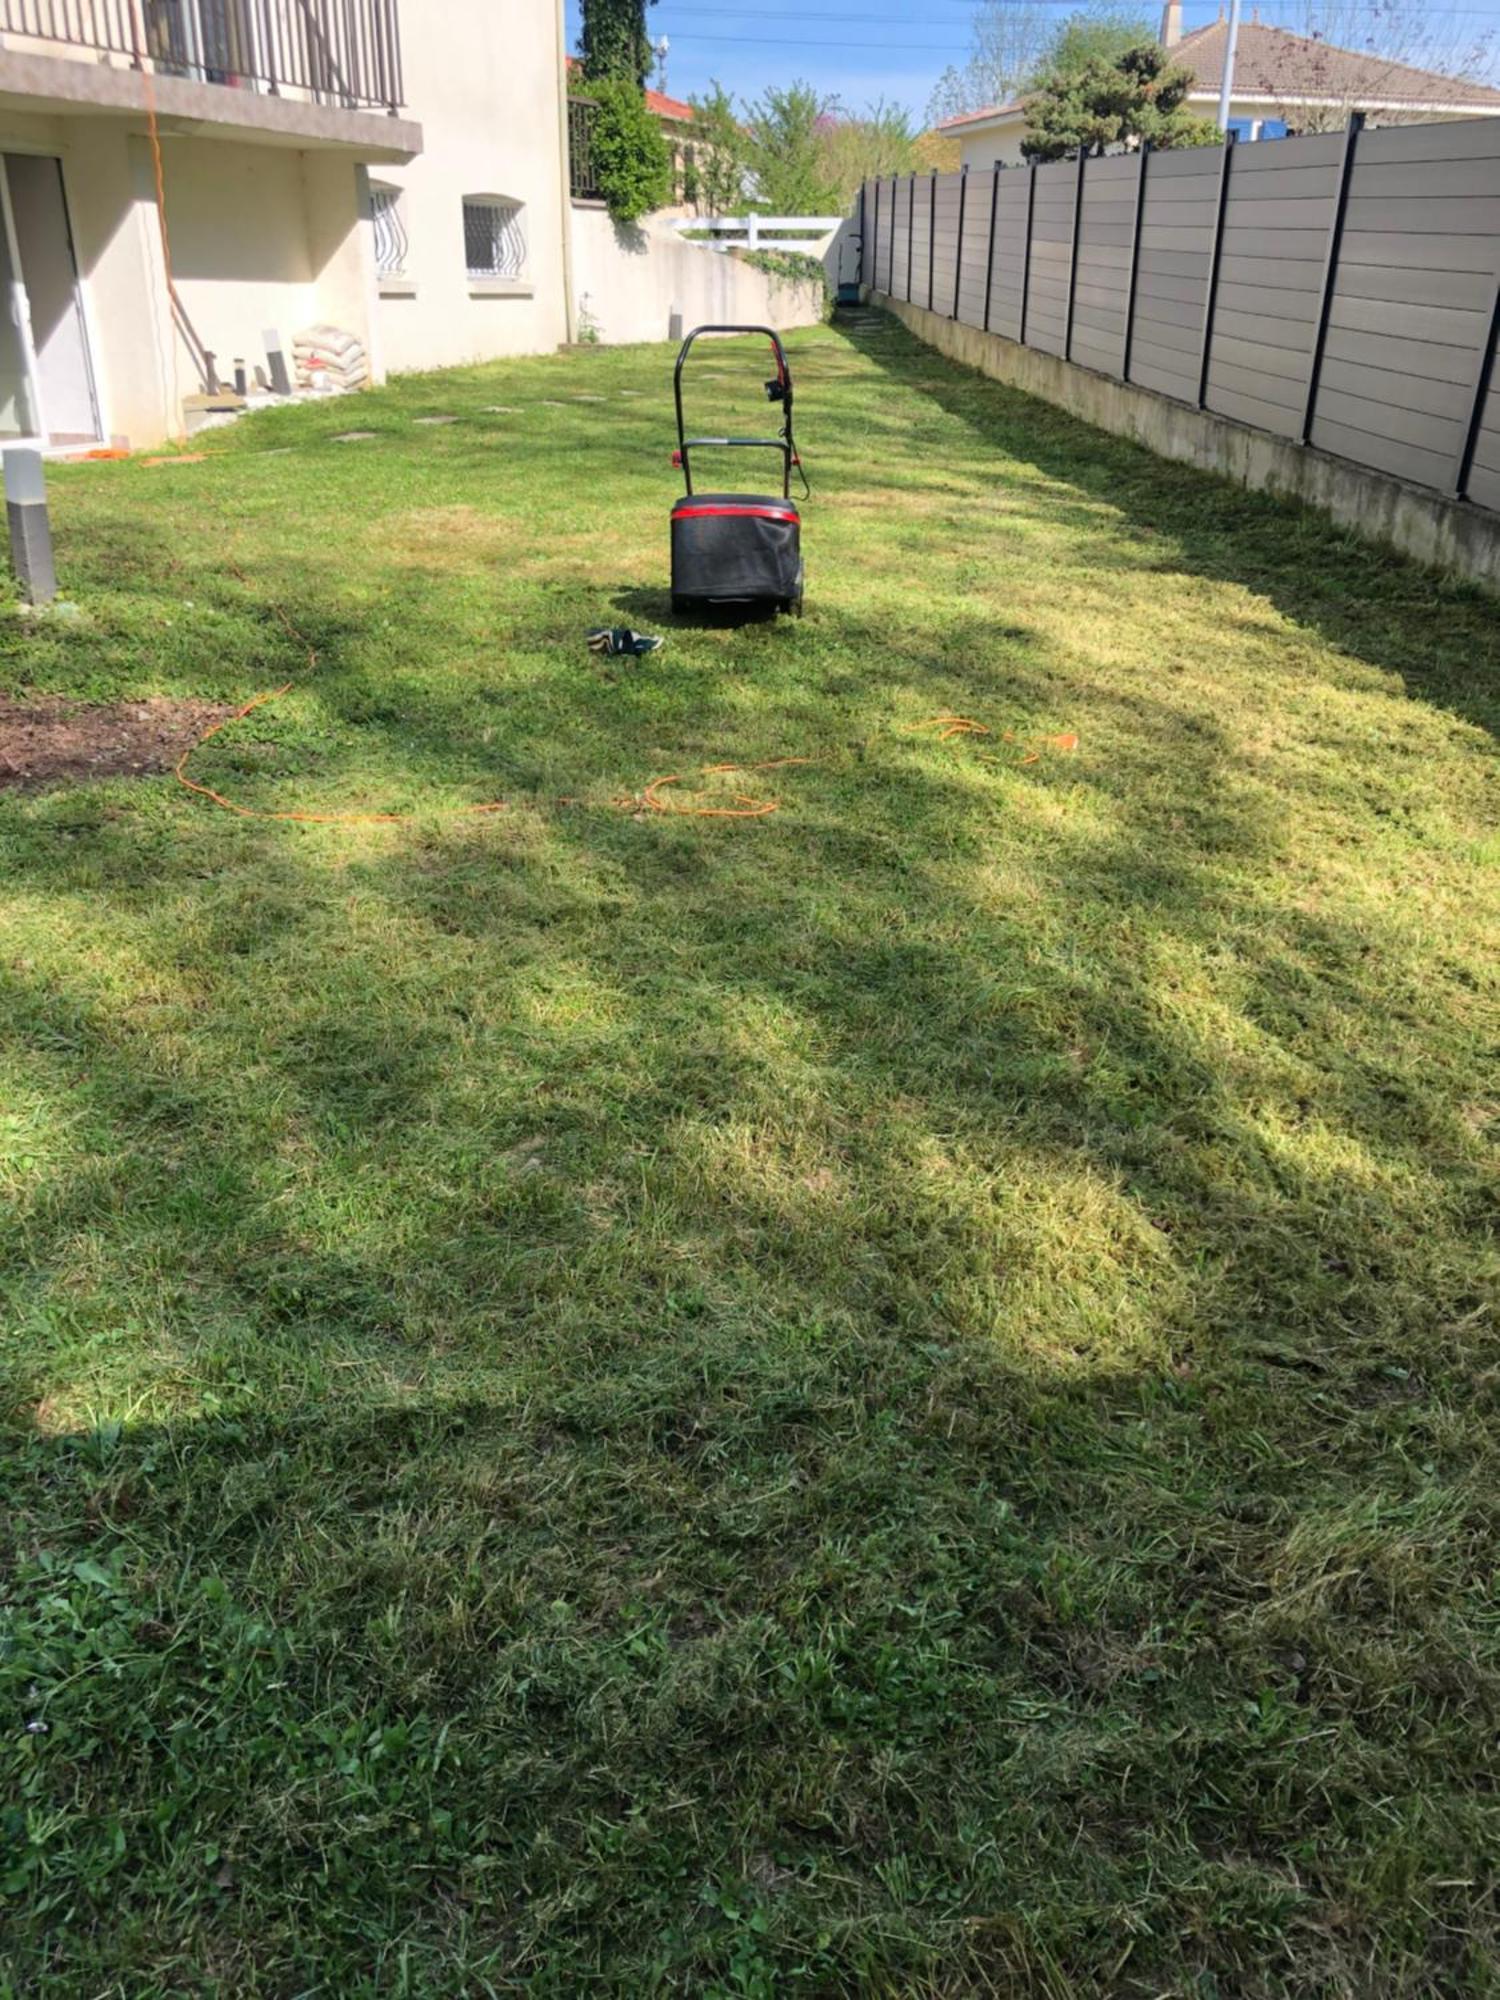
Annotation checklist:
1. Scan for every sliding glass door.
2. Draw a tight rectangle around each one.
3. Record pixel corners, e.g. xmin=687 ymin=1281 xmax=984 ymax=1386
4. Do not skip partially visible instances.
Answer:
xmin=0 ymin=165 xmax=41 ymax=444
xmin=0 ymin=155 xmax=100 ymax=449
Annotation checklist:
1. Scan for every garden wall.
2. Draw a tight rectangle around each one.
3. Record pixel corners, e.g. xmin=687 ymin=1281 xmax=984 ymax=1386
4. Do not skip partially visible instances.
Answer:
xmin=570 ymin=208 xmax=825 ymax=346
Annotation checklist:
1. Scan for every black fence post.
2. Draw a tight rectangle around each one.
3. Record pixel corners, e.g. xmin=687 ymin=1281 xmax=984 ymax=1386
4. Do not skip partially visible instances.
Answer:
xmin=953 ymin=165 xmax=967 ymax=319
xmin=1064 ymin=146 xmax=1087 ymax=362
xmin=1121 ymin=142 xmax=1149 ymax=382
xmin=858 ymin=180 xmax=867 ymax=289
xmin=928 ymin=170 xmax=938 ymax=312
xmin=1302 ymin=110 xmax=1364 ymax=443
xmin=1453 ymin=268 xmax=1500 ymax=498
xmin=982 ymin=167 xmax=999 ymax=333
xmin=870 ymin=178 xmax=880 ymax=292
xmin=907 ymin=174 xmax=915 ymax=302
xmin=1197 ymin=130 xmax=1235 ymax=409
xmin=1018 ymin=162 xmax=1037 ymax=348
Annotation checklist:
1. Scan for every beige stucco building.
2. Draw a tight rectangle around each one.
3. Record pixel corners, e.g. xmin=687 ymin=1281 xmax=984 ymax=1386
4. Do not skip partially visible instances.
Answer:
xmin=0 ymin=0 xmax=572 ymax=450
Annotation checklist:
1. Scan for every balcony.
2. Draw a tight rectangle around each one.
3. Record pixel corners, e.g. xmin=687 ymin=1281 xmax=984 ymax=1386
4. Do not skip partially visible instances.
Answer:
xmin=0 ymin=0 xmax=420 ymax=158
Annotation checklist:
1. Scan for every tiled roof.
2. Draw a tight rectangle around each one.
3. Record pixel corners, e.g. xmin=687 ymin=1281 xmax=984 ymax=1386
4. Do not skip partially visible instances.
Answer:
xmin=565 ymin=60 xmax=698 ymax=124
xmin=933 ymin=99 xmax=1027 ymax=133
xmin=646 ymin=84 xmax=696 ymax=124
xmin=1171 ymin=19 xmax=1500 ymax=109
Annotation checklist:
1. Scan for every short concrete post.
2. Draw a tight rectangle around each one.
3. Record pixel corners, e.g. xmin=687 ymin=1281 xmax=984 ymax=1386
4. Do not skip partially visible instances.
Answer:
xmin=668 ymin=305 xmax=683 ymax=343
xmin=263 ymin=327 xmax=292 ymax=397
xmin=5 ymin=448 xmax=56 ymax=606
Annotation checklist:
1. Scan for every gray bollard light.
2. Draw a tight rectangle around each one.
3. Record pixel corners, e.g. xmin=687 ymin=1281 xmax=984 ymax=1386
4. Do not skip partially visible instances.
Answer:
xmin=668 ymin=305 xmax=683 ymax=344
xmin=5 ymin=447 xmax=56 ymax=606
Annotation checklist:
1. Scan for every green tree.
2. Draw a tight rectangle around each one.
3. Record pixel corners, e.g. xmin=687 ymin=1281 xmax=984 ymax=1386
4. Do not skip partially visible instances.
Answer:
xmin=579 ymin=0 xmax=657 ymax=87
xmin=688 ymin=81 xmax=751 ymax=216
xmin=743 ymin=81 xmax=840 ymax=214
xmin=1035 ymin=9 xmax=1155 ymax=77
xmin=926 ymin=1 xmax=1149 ymax=124
xmin=1022 ymin=43 xmax=1219 ymax=160
xmin=816 ymin=100 xmax=917 ymax=207
xmin=588 ymin=75 xmax=673 ymax=223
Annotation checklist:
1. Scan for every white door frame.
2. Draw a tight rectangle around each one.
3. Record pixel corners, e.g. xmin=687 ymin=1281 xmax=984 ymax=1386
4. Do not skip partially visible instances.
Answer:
xmin=0 ymin=158 xmax=47 ymax=450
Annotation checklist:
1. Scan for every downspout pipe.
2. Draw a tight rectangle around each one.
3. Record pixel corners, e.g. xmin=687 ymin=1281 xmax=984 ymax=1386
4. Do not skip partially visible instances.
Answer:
xmin=554 ymin=0 xmax=577 ymax=342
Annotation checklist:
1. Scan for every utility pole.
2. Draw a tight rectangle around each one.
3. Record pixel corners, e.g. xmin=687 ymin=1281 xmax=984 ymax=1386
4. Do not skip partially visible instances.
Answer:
xmin=1217 ymin=0 xmax=1243 ymax=131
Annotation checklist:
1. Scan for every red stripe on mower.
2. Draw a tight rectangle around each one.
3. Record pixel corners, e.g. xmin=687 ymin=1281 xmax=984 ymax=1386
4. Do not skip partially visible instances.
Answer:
xmin=672 ymin=504 xmax=799 ymax=522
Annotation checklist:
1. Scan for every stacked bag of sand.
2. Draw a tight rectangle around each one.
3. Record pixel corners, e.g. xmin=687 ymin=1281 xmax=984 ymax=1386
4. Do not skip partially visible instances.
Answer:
xmin=293 ymin=324 xmax=368 ymax=393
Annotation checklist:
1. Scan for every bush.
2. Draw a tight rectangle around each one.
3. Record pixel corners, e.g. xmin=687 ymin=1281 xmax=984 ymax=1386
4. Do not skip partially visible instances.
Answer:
xmin=587 ymin=77 xmax=673 ymax=225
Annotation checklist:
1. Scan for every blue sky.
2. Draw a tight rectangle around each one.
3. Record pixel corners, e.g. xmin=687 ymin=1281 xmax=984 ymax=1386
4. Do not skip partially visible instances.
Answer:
xmin=563 ymin=0 xmax=1500 ymax=123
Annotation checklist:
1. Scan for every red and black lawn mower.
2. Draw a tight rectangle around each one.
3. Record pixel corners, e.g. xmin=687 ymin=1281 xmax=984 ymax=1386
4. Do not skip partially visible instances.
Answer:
xmin=670 ymin=324 xmax=805 ymax=618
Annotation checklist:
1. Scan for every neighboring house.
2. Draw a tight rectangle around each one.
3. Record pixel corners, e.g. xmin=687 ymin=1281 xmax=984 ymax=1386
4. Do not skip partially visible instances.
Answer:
xmin=935 ymin=0 xmax=1500 ymax=166
xmin=0 ymin=0 xmax=571 ymax=450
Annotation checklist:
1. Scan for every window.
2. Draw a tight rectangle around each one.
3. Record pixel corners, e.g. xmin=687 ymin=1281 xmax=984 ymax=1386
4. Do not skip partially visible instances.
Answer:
xmin=370 ymin=181 xmax=408 ymax=279
xmin=463 ymin=197 xmax=526 ymax=281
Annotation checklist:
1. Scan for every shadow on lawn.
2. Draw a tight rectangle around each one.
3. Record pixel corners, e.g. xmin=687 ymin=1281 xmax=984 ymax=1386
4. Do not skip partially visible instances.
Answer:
xmin=840 ymin=316 xmax=1500 ymax=745
xmin=3 ymin=707 xmax=1494 ymax=1989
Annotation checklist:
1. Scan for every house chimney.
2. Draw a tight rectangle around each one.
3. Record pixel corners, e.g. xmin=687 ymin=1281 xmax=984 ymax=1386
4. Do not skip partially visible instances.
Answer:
xmin=1160 ymin=0 xmax=1182 ymax=45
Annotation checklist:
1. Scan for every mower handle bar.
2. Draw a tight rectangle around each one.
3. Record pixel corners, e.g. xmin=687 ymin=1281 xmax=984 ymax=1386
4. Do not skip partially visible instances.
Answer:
xmin=673 ymin=323 xmax=795 ymax=499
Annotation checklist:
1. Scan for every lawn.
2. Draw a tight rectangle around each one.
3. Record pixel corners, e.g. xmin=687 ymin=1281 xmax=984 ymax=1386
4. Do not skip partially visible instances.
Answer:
xmin=1 ymin=315 xmax=1497 ymax=1997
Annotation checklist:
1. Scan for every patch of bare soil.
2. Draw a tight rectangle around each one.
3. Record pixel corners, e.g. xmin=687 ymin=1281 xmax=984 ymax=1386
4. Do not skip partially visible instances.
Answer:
xmin=0 ymin=695 xmax=235 ymax=792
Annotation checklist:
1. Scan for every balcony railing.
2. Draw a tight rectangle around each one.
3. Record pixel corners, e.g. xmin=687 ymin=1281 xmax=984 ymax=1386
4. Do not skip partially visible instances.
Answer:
xmin=0 ymin=0 xmax=405 ymax=115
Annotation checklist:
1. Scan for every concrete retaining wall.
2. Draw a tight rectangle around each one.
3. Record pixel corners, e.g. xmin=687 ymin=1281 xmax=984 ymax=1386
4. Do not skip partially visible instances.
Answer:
xmin=872 ymin=289 xmax=1500 ymax=597
xmin=572 ymin=208 xmax=825 ymax=346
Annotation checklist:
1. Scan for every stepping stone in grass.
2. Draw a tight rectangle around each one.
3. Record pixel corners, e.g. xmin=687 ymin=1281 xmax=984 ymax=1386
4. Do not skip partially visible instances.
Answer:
xmin=482 ymin=404 xmax=521 ymax=413
xmin=414 ymin=414 xmax=460 ymax=426
xmin=617 ymin=389 xmax=643 ymax=397
xmin=572 ymin=393 xmax=607 ymax=401
xmin=541 ymin=398 xmax=567 ymax=406
xmin=332 ymin=430 xmax=377 ymax=442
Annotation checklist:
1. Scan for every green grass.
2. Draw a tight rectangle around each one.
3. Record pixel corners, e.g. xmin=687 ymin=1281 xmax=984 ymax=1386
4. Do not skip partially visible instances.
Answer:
xmin=1 ymin=318 xmax=1497 ymax=1997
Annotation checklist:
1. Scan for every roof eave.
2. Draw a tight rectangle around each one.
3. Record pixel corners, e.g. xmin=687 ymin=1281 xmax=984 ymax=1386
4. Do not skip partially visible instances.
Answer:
xmin=1185 ymin=87 xmax=1500 ymax=113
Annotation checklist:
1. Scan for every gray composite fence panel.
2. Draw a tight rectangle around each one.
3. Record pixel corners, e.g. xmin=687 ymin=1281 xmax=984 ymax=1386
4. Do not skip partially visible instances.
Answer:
xmin=1025 ymin=160 xmax=1077 ymax=358
xmin=958 ymin=170 xmax=995 ymax=327
xmin=1471 ymin=372 xmax=1500 ymax=511
xmin=911 ymin=177 xmax=934 ymax=309
xmin=1071 ymin=151 xmax=1137 ymax=377
xmin=867 ymin=119 xmax=1500 ymax=518
xmin=1309 ymin=119 xmax=1500 ymax=491
xmin=1204 ymin=133 xmax=1341 ymax=437
xmin=933 ymin=173 xmax=963 ymax=314
xmin=891 ymin=181 xmax=911 ymax=303
xmin=987 ymin=170 xmax=1032 ymax=340
xmin=1128 ymin=145 xmax=1223 ymax=405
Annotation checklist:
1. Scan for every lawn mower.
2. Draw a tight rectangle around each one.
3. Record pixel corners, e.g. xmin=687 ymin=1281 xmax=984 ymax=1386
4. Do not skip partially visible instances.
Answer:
xmin=670 ymin=324 xmax=804 ymax=618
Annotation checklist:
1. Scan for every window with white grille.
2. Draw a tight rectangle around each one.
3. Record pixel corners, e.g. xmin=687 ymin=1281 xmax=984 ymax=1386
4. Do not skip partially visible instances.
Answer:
xmin=371 ymin=182 xmax=408 ymax=278
xmin=463 ymin=197 xmax=526 ymax=280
